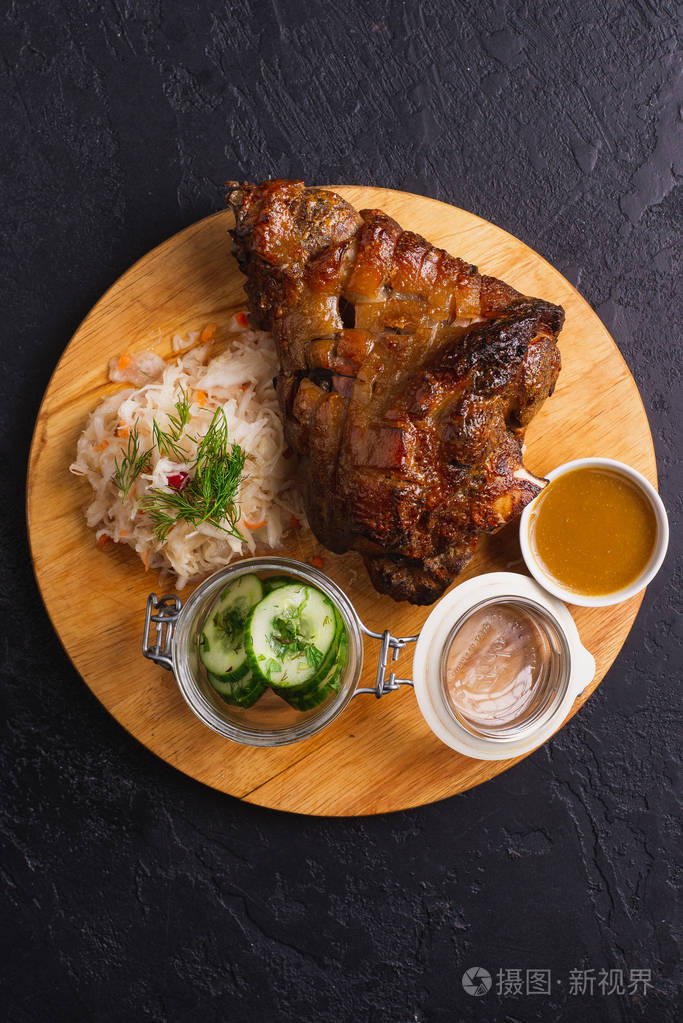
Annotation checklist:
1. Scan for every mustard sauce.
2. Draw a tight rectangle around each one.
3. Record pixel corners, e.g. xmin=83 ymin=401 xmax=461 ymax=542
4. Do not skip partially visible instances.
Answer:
xmin=529 ymin=467 xmax=657 ymax=596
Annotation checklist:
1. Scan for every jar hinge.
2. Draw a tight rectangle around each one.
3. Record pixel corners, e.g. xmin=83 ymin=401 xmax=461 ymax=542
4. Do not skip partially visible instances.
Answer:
xmin=142 ymin=594 xmax=183 ymax=671
xmin=355 ymin=625 xmax=419 ymax=699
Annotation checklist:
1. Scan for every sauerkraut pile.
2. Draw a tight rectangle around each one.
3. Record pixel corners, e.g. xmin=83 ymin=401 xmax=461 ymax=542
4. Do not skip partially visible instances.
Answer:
xmin=70 ymin=316 xmax=306 ymax=587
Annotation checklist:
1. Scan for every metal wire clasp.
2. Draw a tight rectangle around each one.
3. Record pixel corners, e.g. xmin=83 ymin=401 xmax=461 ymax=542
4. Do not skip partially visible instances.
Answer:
xmin=355 ymin=624 xmax=418 ymax=699
xmin=142 ymin=593 xmax=183 ymax=671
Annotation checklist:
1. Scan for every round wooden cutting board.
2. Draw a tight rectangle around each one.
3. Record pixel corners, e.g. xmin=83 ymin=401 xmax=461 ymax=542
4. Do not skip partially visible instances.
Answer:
xmin=27 ymin=187 xmax=657 ymax=816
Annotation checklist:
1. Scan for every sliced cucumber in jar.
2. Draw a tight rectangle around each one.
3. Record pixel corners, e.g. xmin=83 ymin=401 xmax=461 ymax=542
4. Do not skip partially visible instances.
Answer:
xmin=199 ymin=573 xmax=264 ymax=680
xmin=283 ymin=626 xmax=348 ymax=712
xmin=262 ymin=575 xmax=293 ymax=594
xmin=206 ymin=670 xmax=267 ymax=708
xmin=246 ymin=583 xmax=339 ymax=693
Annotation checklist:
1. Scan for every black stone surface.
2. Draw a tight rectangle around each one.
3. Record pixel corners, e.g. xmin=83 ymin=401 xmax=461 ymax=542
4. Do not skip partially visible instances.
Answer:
xmin=2 ymin=2 xmax=681 ymax=1020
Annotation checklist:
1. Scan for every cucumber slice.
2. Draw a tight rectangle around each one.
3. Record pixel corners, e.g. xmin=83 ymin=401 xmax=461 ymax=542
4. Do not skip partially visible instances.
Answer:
xmin=284 ymin=628 xmax=348 ymax=712
xmin=246 ymin=583 xmax=338 ymax=692
xmin=206 ymin=670 xmax=266 ymax=708
xmin=262 ymin=575 xmax=293 ymax=594
xmin=199 ymin=573 xmax=264 ymax=680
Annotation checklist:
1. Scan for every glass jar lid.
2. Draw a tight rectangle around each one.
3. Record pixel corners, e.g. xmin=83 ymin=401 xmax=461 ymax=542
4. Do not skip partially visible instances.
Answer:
xmin=440 ymin=596 xmax=571 ymax=741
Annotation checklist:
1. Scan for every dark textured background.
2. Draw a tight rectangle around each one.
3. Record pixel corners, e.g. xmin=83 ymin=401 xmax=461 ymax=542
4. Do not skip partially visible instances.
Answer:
xmin=2 ymin=1 xmax=681 ymax=1020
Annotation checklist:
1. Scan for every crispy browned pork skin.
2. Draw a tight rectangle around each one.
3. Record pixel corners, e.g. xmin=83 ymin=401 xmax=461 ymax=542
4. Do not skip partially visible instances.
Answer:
xmin=226 ymin=179 xmax=564 ymax=604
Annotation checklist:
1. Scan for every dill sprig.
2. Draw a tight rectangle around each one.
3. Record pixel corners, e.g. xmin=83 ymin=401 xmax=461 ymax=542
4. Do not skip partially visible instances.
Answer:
xmin=112 ymin=423 xmax=152 ymax=499
xmin=168 ymin=385 xmax=192 ymax=438
xmin=141 ymin=408 xmax=247 ymax=542
xmin=152 ymin=419 xmax=187 ymax=461
xmin=152 ymin=387 xmax=192 ymax=460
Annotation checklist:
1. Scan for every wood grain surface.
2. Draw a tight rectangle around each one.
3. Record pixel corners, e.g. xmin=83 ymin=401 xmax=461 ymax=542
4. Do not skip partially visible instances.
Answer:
xmin=26 ymin=187 xmax=657 ymax=816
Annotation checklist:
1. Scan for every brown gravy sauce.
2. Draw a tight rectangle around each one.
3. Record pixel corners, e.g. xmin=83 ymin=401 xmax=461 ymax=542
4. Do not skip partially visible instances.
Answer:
xmin=529 ymin=467 xmax=657 ymax=596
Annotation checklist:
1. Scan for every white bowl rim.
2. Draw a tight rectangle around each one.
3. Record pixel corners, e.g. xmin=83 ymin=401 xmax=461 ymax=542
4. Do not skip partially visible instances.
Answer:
xmin=519 ymin=457 xmax=669 ymax=608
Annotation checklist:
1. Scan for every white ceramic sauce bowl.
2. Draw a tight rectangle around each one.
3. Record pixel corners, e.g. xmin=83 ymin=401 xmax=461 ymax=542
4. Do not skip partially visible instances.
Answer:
xmin=519 ymin=457 xmax=669 ymax=608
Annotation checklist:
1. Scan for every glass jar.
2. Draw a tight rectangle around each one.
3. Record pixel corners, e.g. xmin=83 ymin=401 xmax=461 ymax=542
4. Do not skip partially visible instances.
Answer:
xmin=142 ymin=561 xmax=595 ymax=760
xmin=146 ymin=557 xmax=364 ymax=747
